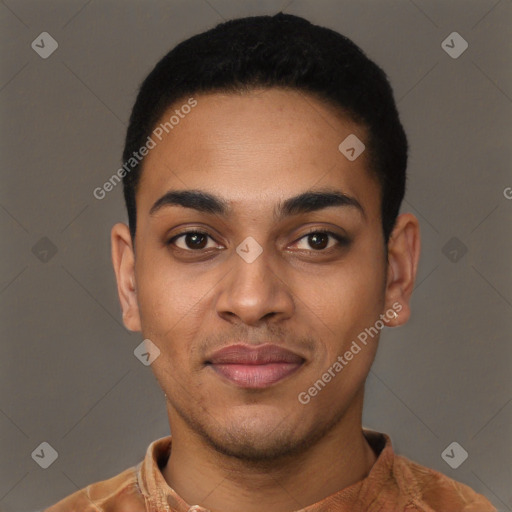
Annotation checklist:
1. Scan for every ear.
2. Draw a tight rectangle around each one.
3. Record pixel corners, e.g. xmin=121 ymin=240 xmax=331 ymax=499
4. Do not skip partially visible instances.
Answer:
xmin=111 ymin=223 xmax=141 ymax=332
xmin=383 ymin=213 xmax=421 ymax=326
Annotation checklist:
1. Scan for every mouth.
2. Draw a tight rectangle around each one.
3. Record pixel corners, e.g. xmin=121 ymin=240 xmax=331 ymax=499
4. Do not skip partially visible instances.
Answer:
xmin=205 ymin=344 xmax=305 ymax=389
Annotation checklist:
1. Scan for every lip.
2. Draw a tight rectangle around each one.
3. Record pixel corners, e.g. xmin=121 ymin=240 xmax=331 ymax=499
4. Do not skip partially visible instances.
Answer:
xmin=206 ymin=344 xmax=305 ymax=389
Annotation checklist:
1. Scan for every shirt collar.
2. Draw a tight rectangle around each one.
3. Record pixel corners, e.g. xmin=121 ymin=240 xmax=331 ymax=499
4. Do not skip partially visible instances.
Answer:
xmin=137 ymin=429 xmax=394 ymax=512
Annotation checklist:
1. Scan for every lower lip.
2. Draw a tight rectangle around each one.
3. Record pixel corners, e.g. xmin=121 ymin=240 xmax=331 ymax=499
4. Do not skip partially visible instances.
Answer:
xmin=209 ymin=362 xmax=302 ymax=388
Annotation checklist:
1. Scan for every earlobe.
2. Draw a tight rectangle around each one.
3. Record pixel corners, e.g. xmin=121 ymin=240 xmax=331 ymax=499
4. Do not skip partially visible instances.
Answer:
xmin=383 ymin=213 xmax=421 ymax=327
xmin=111 ymin=223 xmax=141 ymax=332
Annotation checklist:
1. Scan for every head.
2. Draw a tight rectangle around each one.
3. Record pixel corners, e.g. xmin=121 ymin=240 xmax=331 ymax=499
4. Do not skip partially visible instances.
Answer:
xmin=112 ymin=13 xmax=420 ymax=463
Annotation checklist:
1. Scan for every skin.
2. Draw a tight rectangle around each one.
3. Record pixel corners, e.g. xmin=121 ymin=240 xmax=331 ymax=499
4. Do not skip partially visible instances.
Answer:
xmin=111 ymin=88 xmax=420 ymax=512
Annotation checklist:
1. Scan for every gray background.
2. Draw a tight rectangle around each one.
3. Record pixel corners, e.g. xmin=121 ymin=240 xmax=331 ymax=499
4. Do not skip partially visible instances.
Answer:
xmin=1 ymin=0 xmax=511 ymax=510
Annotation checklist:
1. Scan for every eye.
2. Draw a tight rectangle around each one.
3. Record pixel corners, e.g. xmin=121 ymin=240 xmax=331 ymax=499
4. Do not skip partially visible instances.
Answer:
xmin=167 ymin=230 xmax=220 ymax=251
xmin=166 ymin=229 xmax=348 ymax=253
xmin=293 ymin=230 xmax=349 ymax=251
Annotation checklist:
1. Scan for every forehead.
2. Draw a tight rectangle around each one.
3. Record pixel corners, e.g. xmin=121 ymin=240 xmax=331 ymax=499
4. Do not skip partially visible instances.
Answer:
xmin=136 ymin=88 xmax=380 ymax=219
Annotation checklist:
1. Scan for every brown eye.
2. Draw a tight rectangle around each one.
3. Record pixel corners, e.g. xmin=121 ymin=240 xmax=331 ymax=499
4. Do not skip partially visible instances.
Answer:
xmin=167 ymin=231 xmax=217 ymax=251
xmin=294 ymin=231 xmax=349 ymax=251
xmin=307 ymin=232 xmax=329 ymax=250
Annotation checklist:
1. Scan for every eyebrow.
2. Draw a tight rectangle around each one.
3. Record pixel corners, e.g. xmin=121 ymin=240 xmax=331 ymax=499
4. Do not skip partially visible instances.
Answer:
xmin=149 ymin=187 xmax=365 ymax=220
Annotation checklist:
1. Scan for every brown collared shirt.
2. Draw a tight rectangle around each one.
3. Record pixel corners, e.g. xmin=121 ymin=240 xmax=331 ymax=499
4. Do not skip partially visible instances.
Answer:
xmin=45 ymin=430 xmax=496 ymax=511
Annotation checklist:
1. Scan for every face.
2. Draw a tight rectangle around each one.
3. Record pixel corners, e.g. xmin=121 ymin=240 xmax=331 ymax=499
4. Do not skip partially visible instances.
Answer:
xmin=112 ymin=88 xmax=418 ymax=462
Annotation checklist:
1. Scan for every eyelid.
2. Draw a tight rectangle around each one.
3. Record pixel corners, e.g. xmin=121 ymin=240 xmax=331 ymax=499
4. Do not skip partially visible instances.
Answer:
xmin=298 ymin=226 xmax=348 ymax=239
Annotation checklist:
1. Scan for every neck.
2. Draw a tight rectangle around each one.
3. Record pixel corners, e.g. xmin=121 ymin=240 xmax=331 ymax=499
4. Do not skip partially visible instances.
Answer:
xmin=162 ymin=395 xmax=377 ymax=512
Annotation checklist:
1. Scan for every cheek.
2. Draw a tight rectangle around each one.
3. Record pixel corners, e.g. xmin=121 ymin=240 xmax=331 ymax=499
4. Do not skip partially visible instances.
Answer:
xmin=302 ymin=243 xmax=386 ymax=355
xmin=135 ymin=258 xmax=191 ymax=345
xmin=136 ymin=243 xmax=198 ymax=320
xmin=298 ymin=260 xmax=384 ymax=407
xmin=135 ymin=252 xmax=219 ymax=365
xmin=313 ymin=248 xmax=385 ymax=317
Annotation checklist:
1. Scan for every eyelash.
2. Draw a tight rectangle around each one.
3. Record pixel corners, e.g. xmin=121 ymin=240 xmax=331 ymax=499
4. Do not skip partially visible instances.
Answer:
xmin=166 ymin=228 xmax=349 ymax=253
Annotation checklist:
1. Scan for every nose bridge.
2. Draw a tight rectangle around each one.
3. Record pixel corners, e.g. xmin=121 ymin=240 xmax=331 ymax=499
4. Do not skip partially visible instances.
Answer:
xmin=236 ymin=237 xmax=273 ymax=284
xmin=216 ymin=236 xmax=293 ymax=324
xmin=232 ymin=236 xmax=277 ymax=297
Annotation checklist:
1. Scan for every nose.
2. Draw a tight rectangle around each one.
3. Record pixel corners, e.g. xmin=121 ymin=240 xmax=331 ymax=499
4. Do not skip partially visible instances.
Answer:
xmin=215 ymin=240 xmax=295 ymax=326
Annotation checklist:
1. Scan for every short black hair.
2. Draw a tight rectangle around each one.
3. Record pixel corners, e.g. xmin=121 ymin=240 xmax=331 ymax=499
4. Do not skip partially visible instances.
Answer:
xmin=122 ymin=12 xmax=407 ymax=244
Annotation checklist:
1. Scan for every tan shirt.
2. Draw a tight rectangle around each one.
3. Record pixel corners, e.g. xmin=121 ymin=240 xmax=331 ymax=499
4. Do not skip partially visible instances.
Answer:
xmin=45 ymin=430 xmax=496 ymax=511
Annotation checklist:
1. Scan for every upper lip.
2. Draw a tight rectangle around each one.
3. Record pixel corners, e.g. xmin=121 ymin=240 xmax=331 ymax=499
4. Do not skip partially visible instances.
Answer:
xmin=206 ymin=344 xmax=305 ymax=365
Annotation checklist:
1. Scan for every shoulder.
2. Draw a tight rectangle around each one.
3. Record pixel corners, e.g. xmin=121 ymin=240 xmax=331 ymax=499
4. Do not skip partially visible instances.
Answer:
xmin=44 ymin=466 xmax=145 ymax=512
xmin=393 ymin=454 xmax=497 ymax=512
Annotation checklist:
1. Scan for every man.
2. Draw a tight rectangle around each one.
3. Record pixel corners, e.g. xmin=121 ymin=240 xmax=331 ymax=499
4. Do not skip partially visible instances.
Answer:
xmin=46 ymin=12 xmax=496 ymax=512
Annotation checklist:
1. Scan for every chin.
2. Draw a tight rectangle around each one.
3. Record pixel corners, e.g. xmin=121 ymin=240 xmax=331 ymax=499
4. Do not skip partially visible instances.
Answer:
xmin=205 ymin=426 xmax=303 ymax=462
xmin=170 ymin=393 xmax=343 ymax=464
xmin=201 ymin=409 xmax=327 ymax=464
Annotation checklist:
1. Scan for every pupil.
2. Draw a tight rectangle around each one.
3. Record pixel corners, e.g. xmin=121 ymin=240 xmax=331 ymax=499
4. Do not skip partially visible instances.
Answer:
xmin=309 ymin=233 xmax=328 ymax=250
xmin=187 ymin=233 xmax=207 ymax=249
